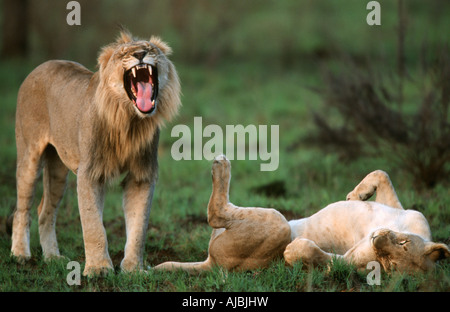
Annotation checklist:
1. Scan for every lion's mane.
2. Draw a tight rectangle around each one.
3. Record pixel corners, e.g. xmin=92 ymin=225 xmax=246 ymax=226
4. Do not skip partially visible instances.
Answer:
xmin=87 ymin=31 xmax=181 ymax=183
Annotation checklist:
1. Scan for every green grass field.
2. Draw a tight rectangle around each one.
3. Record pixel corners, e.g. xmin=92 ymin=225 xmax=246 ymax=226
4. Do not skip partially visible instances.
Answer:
xmin=0 ymin=0 xmax=449 ymax=292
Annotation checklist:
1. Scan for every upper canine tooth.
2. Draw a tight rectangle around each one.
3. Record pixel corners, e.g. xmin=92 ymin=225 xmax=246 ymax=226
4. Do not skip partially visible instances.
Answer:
xmin=148 ymin=66 xmax=152 ymax=76
xmin=131 ymin=67 xmax=136 ymax=78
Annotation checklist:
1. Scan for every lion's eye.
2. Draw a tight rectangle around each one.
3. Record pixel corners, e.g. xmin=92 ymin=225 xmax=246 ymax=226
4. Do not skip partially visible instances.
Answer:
xmin=398 ymin=240 xmax=409 ymax=246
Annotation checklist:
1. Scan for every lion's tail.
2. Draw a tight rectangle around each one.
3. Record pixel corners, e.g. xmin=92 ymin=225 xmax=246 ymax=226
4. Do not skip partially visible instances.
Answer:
xmin=152 ymin=256 xmax=213 ymax=274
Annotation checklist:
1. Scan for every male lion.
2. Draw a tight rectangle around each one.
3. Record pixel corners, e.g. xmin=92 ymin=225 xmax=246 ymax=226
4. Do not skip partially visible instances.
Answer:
xmin=154 ymin=156 xmax=449 ymax=273
xmin=12 ymin=30 xmax=181 ymax=276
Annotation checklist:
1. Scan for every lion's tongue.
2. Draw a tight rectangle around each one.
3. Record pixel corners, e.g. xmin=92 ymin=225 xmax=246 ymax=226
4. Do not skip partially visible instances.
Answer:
xmin=136 ymin=81 xmax=153 ymax=112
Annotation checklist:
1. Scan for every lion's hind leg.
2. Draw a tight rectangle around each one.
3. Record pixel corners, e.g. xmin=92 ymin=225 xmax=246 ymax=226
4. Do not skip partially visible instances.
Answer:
xmin=346 ymin=170 xmax=403 ymax=209
xmin=11 ymin=144 xmax=46 ymax=262
xmin=38 ymin=145 xmax=69 ymax=260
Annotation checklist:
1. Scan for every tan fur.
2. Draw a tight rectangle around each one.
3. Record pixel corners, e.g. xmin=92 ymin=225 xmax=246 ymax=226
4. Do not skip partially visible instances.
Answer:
xmin=12 ymin=31 xmax=181 ymax=276
xmin=155 ymin=158 xmax=449 ymax=273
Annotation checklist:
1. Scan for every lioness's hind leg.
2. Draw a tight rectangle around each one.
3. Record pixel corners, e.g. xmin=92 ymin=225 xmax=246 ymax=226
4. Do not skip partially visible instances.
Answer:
xmin=38 ymin=145 xmax=69 ymax=260
xmin=207 ymin=155 xmax=234 ymax=228
xmin=346 ymin=170 xmax=403 ymax=209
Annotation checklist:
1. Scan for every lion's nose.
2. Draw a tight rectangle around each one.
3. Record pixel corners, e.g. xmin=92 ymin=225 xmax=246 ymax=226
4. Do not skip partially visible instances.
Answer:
xmin=133 ymin=51 xmax=147 ymax=61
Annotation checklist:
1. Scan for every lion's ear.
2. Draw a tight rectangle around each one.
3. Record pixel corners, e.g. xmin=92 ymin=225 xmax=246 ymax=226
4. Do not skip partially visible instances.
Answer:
xmin=98 ymin=45 xmax=115 ymax=70
xmin=150 ymin=36 xmax=172 ymax=56
xmin=117 ymin=29 xmax=134 ymax=44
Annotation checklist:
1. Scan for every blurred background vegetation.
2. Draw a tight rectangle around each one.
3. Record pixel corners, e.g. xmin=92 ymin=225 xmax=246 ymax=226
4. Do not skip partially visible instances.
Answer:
xmin=2 ymin=0 xmax=448 ymax=187
xmin=1 ymin=0 xmax=448 ymax=68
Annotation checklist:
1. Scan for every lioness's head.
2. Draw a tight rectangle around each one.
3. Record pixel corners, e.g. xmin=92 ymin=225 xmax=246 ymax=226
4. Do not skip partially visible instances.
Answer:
xmin=96 ymin=30 xmax=180 ymax=120
xmin=371 ymin=228 xmax=450 ymax=272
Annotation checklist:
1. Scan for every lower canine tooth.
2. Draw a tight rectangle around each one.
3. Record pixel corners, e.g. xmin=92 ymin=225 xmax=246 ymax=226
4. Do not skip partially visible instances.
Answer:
xmin=132 ymin=67 xmax=136 ymax=78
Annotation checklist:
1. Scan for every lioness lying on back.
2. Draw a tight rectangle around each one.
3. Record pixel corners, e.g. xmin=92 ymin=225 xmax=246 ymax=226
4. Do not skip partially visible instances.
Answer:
xmin=154 ymin=155 xmax=449 ymax=273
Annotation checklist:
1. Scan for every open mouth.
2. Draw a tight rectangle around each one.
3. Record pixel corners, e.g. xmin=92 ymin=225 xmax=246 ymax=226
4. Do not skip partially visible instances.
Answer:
xmin=123 ymin=63 xmax=158 ymax=114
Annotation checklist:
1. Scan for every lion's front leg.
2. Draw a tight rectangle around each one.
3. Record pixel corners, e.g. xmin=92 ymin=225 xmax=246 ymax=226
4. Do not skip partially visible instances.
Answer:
xmin=120 ymin=175 xmax=155 ymax=272
xmin=77 ymin=171 xmax=113 ymax=276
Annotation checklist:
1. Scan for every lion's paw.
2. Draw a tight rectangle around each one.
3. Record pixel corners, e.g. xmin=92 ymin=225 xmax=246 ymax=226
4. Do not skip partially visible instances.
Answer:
xmin=83 ymin=265 xmax=114 ymax=277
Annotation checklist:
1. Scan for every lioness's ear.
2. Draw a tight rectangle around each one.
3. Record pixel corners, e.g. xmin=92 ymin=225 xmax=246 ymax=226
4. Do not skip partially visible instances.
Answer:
xmin=150 ymin=36 xmax=172 ymax=56
xmin=425 ymin=243 xmax=450 ymax=262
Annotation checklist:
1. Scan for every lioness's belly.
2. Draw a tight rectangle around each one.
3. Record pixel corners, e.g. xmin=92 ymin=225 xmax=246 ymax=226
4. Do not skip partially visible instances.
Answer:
xmin=289 ymin=201 xmax=411 ymax=254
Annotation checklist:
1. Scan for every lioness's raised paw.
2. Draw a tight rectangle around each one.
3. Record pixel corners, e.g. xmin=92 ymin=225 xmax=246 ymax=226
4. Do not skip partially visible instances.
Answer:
xmin=212 ymin=154 xmax=231 ymax=180
xmin=346 ymin=170 xmax=393 ymax=201
xmin=346 ymin=180 xmax=377 ymax=201
xmin=214 ymin=154 xmax=228 ymax=162
xmin=213 ymin=154 xmax=230 ymax=168
xmin=346 ymin=188 xmax=374 ymax=201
